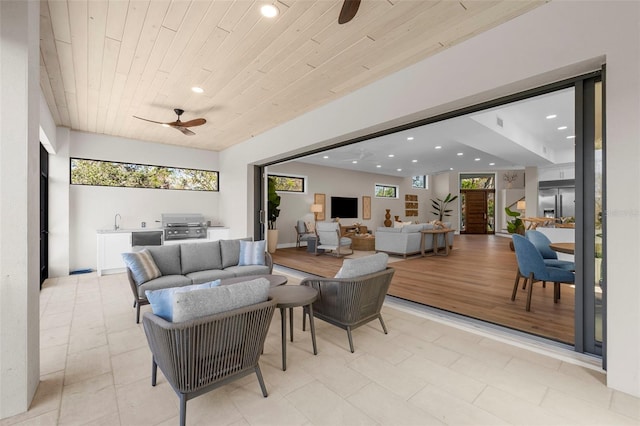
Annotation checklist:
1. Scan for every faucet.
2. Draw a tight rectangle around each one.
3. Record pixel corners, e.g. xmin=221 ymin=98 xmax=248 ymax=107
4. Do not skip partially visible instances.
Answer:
xmin=114 ymin=213 xmax=121 ymax=230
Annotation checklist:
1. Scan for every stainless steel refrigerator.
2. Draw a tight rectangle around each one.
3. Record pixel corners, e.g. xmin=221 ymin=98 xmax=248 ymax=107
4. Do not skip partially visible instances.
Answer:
xmin=538 ymin=180 xmax=575 ymax=219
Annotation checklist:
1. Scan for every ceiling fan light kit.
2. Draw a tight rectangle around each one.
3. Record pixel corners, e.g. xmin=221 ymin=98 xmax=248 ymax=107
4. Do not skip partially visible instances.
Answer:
xmin=133 ymin=108 xmax=206 ymax=136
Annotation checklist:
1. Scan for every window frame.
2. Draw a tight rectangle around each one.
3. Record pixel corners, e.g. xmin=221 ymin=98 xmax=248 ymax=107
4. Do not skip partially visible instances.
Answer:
xmin=374 ymin=183 xmax=399 ymax=199
xmin=268 ymin=173 xmax=307 ymax=193
xmin=412 ymin=175 xmax=428 ymax=189
xmin=69 ymin=157 xmax=219 ymax=191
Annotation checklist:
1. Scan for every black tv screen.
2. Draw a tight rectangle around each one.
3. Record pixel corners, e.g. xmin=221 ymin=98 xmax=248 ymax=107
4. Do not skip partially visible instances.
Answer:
xmin=331 ymin=196 xmax=358 ymax=219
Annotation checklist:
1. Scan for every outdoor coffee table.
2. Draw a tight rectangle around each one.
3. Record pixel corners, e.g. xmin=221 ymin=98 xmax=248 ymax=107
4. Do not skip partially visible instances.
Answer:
xmin=220 ymin=274 xmax=287 ymax=287
xmin=268 ymin=285 xmax=318 ymax=371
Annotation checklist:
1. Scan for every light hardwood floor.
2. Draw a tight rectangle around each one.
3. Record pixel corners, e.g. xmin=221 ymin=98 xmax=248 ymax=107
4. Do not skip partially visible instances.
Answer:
xmin=271 ymin=234 xmax=575 ymax=344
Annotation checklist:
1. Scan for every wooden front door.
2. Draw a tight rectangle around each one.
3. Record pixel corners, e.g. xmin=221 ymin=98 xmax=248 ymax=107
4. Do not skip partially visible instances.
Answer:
xmin=463 ymin=190 xmax=488 ymax=234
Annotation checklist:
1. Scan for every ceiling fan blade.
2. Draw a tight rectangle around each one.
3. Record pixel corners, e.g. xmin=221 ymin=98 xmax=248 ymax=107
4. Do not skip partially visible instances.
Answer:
xmin=338 ymin=0 xmax=361 ymax=24
xmin=173 ymin=126 xmax=196 ymax=136
xmin=178 ymin=118 xmax=206 ymax=127
xmin=133 ymin=116 xmax=169 ymax=125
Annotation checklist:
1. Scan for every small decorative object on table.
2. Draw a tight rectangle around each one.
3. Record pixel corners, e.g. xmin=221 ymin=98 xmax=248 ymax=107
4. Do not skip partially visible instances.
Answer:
xmin=384 ymin=209 xmax=392 ymax=227
xmin=353 ymin=222 xmax=362 ymax=235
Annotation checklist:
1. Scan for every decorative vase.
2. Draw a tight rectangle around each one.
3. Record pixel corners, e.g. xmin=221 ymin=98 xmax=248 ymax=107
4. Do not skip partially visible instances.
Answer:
xmin=384 ymin=209 xmax=392 ymax=227
xmin=394 ymin=215 xmax=400 ymax=222
xmin=267 ymin=229 xmax=278 ymax=253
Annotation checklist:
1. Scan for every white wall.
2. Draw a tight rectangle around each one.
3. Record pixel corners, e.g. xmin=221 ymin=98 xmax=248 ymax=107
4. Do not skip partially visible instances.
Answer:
xmin=59 ymin=131 xmax=221 ymax=272
xmin=219 ymin=2 xmax=640 ymax=396
xmin=0 ymin=0 xmax=41 ymax=417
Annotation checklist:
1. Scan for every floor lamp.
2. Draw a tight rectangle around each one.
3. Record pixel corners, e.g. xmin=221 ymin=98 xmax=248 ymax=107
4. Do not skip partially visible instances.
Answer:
xmin=311 ymin=204 xmax=323 ymax=224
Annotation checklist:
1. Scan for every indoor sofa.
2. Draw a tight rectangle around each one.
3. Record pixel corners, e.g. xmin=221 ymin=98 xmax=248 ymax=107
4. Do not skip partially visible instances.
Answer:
xmin=123 ymin=238 xmax=273 ymax=322
xmin=375 ymin=222 xmax=454 ymax=258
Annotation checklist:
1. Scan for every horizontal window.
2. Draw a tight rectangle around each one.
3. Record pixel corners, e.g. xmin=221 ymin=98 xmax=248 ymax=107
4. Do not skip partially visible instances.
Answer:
xmin=269 ymin=174 xmax=306 ymax=193
xmin=412 ymin=175 xmax=428 ymax=189
xmin=70 ymin=158 xmax=218 ymax=191
xmin=375 ymin=184 xmax=398 ymax=198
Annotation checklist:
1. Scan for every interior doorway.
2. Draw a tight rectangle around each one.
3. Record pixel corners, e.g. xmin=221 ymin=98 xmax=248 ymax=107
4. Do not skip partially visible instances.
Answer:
xmin=40 ymin=143 xmax=49 ymax=287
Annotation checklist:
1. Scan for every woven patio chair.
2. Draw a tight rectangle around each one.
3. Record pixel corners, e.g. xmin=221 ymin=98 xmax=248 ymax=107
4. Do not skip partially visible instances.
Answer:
xmin=142 ymin=299 xmax=276 ymax=426
xmin=300 ymin=267 xmax=394 ymax=353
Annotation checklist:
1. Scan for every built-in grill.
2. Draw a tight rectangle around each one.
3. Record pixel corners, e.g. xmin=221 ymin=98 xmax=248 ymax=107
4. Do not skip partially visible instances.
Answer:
xmin=161 ymin=213 xmax=208 ymax=241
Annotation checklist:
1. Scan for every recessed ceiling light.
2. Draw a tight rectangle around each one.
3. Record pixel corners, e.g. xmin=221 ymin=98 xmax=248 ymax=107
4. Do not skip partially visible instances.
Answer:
xmin=388 ymin=154 xmax=394 ymax=158
xmin=474 ymin=158 xmax=481 ymax=161
xmin=352 ymin=160 xmax=358 ymax=164
xmin=557 ymin=126 xmax=568 ymax=130
xmin=323 ymin=155 xmax=329 ymax=159
xmin=191 ymin=86 xmax=204 ymax=93
xmin=435 ymin=146 xmax=442 ymax=150
xmin=260 ymin=4 xmax=279 ymax=18
xmin=407 ymin=137 xmax=414 ymax=141
xmin=397 ymin=168 xmax=402 ymax=172
xmin=376 ymin=165 xmax=381 ymax=168
xmin=449 ymin=167 xmax=454 ymax=171
xmin=566 ymin=135 xmax=576 ymax=139
xmin=457 ymin=152 xmax=463 ymax=156
xmin=412 ymin=159 xmax=418 ymax=163
xmin=546 ymin=114 xmax=557 ymax=119
xmin=489 ymin=162 xmax=495 ymax=166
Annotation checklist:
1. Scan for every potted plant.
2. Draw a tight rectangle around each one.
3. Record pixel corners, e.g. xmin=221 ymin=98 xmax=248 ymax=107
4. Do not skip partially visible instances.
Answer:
xmin=505 ymin=206 xmax=525 ymax=235
xmin=267 ymin=176 xmax=281 ymax=253
xmin=431 ymin=193 xmax=458 ymax=222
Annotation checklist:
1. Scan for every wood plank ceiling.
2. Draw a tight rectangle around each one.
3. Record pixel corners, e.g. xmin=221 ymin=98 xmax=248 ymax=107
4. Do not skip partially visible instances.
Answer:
xmin=40 ymin=0 xmax=544 ymax=152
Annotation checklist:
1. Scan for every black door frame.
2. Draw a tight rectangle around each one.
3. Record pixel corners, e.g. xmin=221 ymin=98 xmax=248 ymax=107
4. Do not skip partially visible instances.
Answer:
xmin=40 ymin=143 xmax=49 ymax=287
xmin=254 ymin=71 xmax=605 ymax=361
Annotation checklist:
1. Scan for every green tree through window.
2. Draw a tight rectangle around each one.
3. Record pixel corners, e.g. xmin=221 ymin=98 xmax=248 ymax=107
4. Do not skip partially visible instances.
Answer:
xmin=70 ymin=158 xmax=218 ymax=191
xmin=269 ymin=175 xmax=305 ymax=192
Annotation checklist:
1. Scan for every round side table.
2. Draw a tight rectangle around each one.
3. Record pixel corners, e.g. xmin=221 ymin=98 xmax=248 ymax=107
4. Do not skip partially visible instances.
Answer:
xmin=268 ymin=285 xmax=318 ymax=371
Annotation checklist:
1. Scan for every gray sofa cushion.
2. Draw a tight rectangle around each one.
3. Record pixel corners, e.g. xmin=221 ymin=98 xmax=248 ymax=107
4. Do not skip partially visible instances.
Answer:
xmin=147 ymin=245 xmax=182 ymax=276
xmin=180 ymin=241 xmax=223 ymax=274
xmin=137 ymin=275 xmax=192 ymax=298
xmin=335 ymin=253 xmax=389 ymax=279
xmin=220 ymin=238 xmax=251 ymax=268
xmin=186 ymin=269 xmax=236 ymax=284
xmin=402 ymin=224 xmax=424 ymax=233
xmin=172 ymin=277 xmax=270 ymax=322
xmin=145 ymin=280 xmax=221 ymax=321
xmin=224 ymin=264 xmax=271 ymax=277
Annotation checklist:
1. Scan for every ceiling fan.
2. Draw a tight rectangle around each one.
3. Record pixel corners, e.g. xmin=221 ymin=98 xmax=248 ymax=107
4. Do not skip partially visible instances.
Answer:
xmin=133 ymin=108 xmax=206 ymax=136
xmin=338 ymin=0 xmax=361 ymax=24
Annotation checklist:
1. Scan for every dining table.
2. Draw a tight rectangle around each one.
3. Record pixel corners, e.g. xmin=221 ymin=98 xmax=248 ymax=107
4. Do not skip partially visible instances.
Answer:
xmin=549 ymin=242 xmax=575 ymax=255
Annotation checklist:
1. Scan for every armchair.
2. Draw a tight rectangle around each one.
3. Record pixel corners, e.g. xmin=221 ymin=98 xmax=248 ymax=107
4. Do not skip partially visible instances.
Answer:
xmin=300 ymin=266 xmax=395 ymax=352
xmin=511 ymin=234 xmax=575 ymax=311
xmin=315 ymin=221 xmax=353 ymax=257
xmin=142 ymin=299 xmax=276 ymax=426
xmin=294 ymin=219 xmax=315 ymax=248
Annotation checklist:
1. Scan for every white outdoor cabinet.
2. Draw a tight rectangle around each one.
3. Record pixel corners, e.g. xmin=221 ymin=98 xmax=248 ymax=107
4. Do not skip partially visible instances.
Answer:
xmin=207 ymin=227 xmax=230 ymax=241
xmin=96 ymin=232 xmax=131 ymax=276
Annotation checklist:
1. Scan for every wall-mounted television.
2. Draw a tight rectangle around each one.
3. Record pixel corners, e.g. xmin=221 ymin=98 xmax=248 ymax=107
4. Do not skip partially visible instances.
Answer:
xmin=330 ymin=196 xmax=358 ymax=219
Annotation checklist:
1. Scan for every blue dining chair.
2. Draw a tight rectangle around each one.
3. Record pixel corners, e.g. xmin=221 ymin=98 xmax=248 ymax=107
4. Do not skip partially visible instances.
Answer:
xmin=525 ymin=230 xmax=575 ymax=270
xmin=511 ymin=234 xmax=575 ymax=311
